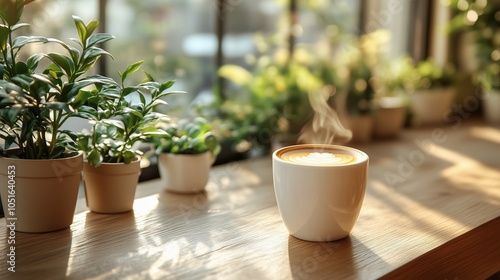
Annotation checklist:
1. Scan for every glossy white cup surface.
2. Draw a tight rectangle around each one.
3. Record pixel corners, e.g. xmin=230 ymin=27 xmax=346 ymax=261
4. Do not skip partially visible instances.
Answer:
xmin=273 ymin=144 xmax=369 ymax=242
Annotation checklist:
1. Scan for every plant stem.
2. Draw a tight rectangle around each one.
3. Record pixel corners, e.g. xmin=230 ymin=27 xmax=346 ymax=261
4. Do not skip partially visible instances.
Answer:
xmin=49 ymin=110 xmax=62 ymax=156
xmin=8 ymin=25 xmax=16 ymax=76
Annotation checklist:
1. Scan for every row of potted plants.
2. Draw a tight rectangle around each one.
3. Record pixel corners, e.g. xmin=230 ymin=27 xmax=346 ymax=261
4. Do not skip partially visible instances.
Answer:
xmin=216 ymin=30 xmax=463 ymax=146
xmin=0 ymin=2 xmax=219 ymax=232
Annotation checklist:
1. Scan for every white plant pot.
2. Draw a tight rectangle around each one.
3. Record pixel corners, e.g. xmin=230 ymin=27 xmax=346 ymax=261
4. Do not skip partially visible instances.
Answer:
xmin=347 ymin=115 xmax=374 ymax=143
xmin=483 ymin=90 xmax=500 ymax=124
xmin=158 ymin=152 xmax=212 ymax=193
xmin=373 ymin=97 xmax=406 ymax=138
xmin=0 ymin=153 xmax=83 ymax=233
xmin=83 ymin=158 xmax=141 ymax=214
xmin=409 ymin=87 xmax=455 ymax=125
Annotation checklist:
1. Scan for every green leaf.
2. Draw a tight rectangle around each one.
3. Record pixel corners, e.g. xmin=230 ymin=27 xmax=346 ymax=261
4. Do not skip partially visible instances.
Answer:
xmin=87 ymin=33 xmax=114 ymax=48
xmin=187 ymin=125 xmax=202 ymax=138
xmin=77 ymin=135 xmax=90 ymax=151
xmin=204 ymin=133 xmax=220 ymax=157
xmin=159 ymin=80 xmax=175 ymax=92
xmin=120 ymin=61 xmax=143 ymax=84
xmin=85 ymin=20 xmax=99 ymax=37
xmin=2 ymin=135 xmax=16 ymax=149
xmin=150 ymin=99 xmax=167 ymax=107
xmin=15 ymin=61 xmax=29 ymax=75
xmin=61 ymin=130 xmax=78 ymax=142
xmin=49 ymin=146 xmax=66 ymax=159
xmin=122 ymin=150 xmax=136 ymax=164
xmin=72 ymin=16 xmax=87 ymax=45
xmin=0 ymin=25 xmax=9 ymax=51
xmin=0 ymin=80 xmax=23 ymax=94
xmin=138 ymin=91 xmax=146 ymax=106
xmin=11 ymin=22 xmax=29 ymax=31
xmin=46 ymin=53 xmax=74 ymax=77
xmin=102 ymin=119 xmax=125 ymax=131
xmin=82 ymin=46 xmax=113 ymax=61
xmin=32 ymin=73 xmax=57 ymax=88
xmin=26 ymin=53 xmax=44 ymax=72
xmin=12 ymin=36 xmax=49 ymax=49
xmin=72 ymin=90 xmax=93 ymax=106
xmin=121 ymin=87 xmax=137 ymax=97
xmin=6 ymin=106 xmax=21 ymax=124
xmin=46 ymin=102 xmax=72 ymax=113
xmin=121 ymin=107 xmax=143 ymax=118
xmin=10 ymin=75 xmax=33 ymax=88
xmin=87 ymin=148 xmax=103 ymax=167
xmin=0 ymin=0 xmax=22 ymax=26
xmin=143 ymin=71 xmax=155 ymax=82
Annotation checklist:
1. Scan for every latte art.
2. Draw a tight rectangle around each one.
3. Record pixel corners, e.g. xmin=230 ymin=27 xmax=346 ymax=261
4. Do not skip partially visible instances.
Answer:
xmin=280 ymin=151 xmax=356 ymax=166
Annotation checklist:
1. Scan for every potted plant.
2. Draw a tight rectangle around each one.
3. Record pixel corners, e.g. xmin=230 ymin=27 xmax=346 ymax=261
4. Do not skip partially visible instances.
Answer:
xmin=78 ymin=61 xmax=181 ymax=213
xmin=0 ymin=1 xmax=114 ymax=232
xmin=218 ymin=48 xmax=322 ymax=147
xmin=342 ymin=57 xmax=375 ymax=143
xmin=406 ymin=59 xmax=456 ymax=126
xmin=148 ymin=117 xmax=220 ymax=193
xmin=372 ymin=57 xmax=410 ymax=138
xmin=338 ymin=30 xmax=396 ymax=143
xmin=447 ymin=0 xmax=500 ymax=123
xmin=480 ymin=65 xmax=500 ymax=123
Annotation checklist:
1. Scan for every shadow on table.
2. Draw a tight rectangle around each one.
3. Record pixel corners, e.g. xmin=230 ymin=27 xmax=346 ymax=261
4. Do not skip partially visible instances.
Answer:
xmin=288 ymin=235 xmax=389 ymax=279
xmin=67 ymin=211 xmax=140 ymax=279
xmin=8 ymin=228 xmax=73 ymax=279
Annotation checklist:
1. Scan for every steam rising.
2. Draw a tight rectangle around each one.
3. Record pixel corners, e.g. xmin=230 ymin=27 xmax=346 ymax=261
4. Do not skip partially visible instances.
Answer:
xmin=298 ymin=86 xmax=352 ymax=145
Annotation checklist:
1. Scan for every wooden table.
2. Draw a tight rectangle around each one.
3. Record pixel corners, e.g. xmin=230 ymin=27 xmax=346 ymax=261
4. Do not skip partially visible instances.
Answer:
xmin=2 ymin=119 xmax=500 ymax=279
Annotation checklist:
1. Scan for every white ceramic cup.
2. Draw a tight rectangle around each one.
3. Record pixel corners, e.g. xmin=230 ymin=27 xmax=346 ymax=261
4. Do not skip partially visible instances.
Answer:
xmin=273 ymin=144 xmax=369 ymax=242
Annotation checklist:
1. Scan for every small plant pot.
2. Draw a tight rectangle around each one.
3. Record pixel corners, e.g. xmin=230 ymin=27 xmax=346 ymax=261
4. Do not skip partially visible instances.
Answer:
xmin=83 ymin=158 xmax=141 ymax=214
xmin=0 ymin=153 xmax=83 ymax=233
xmin=483 ymin=90 xmax=500 ymax=124
xmin=373 ymin=97 xmax=406 ymax=138
xmin=158 ymin=152 xmax=212 ymax=193
xmin=347 ymin=114 xmax=374 ymax=143
xmin=409 ymin=87 xmax=455 ymax=126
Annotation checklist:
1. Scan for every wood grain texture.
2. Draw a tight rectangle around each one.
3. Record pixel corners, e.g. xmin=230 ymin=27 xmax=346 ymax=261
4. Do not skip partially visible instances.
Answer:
xmin=1 ymin=119 xmax=500 ymax=279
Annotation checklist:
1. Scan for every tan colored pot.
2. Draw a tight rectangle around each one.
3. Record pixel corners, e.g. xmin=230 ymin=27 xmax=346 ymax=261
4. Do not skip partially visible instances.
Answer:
xmin=409 ymin=87 xmax=455 ymax=126
xmin=483 ymin=90 xmax=500 ymax=124
xmin=0 ymin=153 xmax=83 ymax=233
xmin=83 ymin=158 xmax=141 ymax=213
xmin=347 ymin=115 xmax=374 ymax=144
xmin=158 ymin=152 xmax=212 ymax=193
xmin=373 ymin=97 xmax=406 ymax=138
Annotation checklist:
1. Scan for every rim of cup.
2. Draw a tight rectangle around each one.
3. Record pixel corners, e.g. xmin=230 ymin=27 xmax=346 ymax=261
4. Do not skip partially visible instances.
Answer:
xmin=273 ymin=144 xmax=369 ymax=167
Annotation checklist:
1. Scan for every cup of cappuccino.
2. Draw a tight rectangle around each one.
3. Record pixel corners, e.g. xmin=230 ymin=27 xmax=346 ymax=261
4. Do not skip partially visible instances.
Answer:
xmin=273 ymin=144 xmax=369 ymax=242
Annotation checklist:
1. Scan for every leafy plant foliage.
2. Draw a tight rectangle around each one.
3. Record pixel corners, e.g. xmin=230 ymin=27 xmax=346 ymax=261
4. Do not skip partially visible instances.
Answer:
xmin=0 ymin=0 xmax=114 ymax=159
xmin=149 ymin=117 xmax=220 ymax=158
xmin=77 ymin=61 xmax=183 ymax=167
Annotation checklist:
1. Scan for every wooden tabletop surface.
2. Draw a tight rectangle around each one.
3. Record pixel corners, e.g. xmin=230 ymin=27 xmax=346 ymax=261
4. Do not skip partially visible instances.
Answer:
xmin=1 ymin=119 xmax=500 ymax=279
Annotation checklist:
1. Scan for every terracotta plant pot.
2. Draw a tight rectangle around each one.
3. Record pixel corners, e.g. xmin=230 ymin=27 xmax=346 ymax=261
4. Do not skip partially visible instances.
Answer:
xmin=483 ymin=90 xmax=500 ymax=124
xmin=83 ymin=158 xmax=141 ymax=213
xmin=0 ymin=153 xmax=83 ymax=233
xmin=409 ymin=87 xmax=455 ymax=126
xmin=373 ymin=96 xmax=406 ymax=138
xmin=347 ymin=115 xmax=374 ymax=143
xmin=158 ymin=152 xmax=212 ymax=193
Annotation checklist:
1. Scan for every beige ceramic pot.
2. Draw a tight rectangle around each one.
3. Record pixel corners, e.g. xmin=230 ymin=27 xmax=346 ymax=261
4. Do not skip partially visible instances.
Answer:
xmin=483 ymin=90 xmax=500 ymax=124
xmin=158 ymin=152 xmax=212 ymax=193
xmin=409 ymin=87 xmax=455 ymax=126
xmin=373 ymin=96 xmax=406 ymax=138
xmin=83 ymin=158 xmax=141 ymax=213
xmin=347 ymin=115 xmax=374 ymax=144
xmin=0 ymin=153 xmax=83 ymax=233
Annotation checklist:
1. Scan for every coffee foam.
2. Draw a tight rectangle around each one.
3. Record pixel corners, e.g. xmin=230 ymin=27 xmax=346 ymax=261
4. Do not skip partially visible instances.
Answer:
xmin=278 ymin=146 xmax=362 ymax=166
